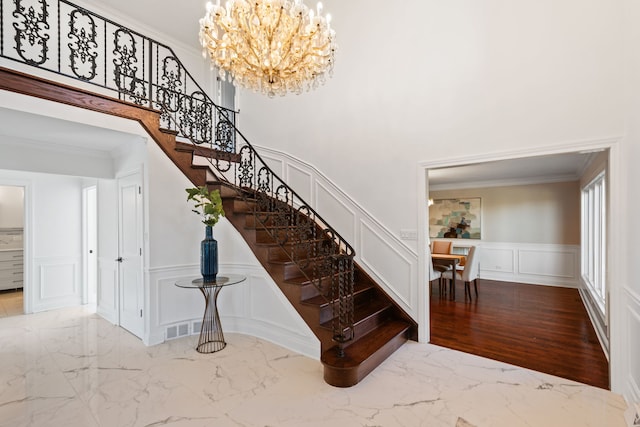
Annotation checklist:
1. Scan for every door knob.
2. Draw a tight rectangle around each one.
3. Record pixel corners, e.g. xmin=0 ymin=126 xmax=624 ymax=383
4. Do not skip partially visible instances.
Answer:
xmin=116 ymin=257 xmax=123 ymax=262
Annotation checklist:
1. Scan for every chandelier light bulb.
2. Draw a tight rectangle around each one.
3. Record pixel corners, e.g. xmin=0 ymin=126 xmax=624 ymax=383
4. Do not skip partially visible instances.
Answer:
xmin=199 ymin=0 xmax=337 ymax=97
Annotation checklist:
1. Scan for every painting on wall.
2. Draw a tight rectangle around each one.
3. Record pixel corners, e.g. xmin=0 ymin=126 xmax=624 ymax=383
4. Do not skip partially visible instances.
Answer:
xmin=429 ymin=198 xmax=481 ymax=239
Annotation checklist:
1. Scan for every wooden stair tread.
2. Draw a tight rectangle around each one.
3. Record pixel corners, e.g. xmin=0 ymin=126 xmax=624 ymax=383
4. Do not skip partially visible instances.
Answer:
xmin=175 ymin=141 xmax=241 ymax=162
xmin=320 ymin=297 xmax=391 ymax=329
xmin=321 ymin=319 xmax=411 ymax=387
xmin=322 ymin=319 xmax=409 ymax=367
xmin=302 ymin=281 xmax=373 ymax=307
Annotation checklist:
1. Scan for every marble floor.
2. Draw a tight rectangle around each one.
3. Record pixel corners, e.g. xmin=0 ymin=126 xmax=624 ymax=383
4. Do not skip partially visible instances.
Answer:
xmin=0 ymin=306 xmax=629 ymax=427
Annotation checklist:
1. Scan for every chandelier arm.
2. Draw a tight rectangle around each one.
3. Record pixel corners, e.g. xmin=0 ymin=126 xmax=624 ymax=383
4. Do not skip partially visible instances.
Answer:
xmin=269 ymin=12 xmax=304 ymax=71
xmin=235 ymin=9 xmax=266 ymax=70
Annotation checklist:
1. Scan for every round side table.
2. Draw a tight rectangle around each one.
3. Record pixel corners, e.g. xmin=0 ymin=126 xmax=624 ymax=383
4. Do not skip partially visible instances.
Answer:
xmin=175 ymin=274 xmax=246 ymax=353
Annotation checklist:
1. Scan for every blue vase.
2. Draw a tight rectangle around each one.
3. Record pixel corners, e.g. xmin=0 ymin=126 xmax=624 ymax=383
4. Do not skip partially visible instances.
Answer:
xmin=201 ymin=225 xmax=218 ymax=281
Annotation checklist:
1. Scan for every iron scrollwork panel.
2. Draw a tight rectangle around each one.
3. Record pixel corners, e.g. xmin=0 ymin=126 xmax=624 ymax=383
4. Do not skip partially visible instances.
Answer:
xmin=215 ymin=114 xmax=235 ymax=153
xmin=179 ymin=91 xmax=213 ymax=145
xmin=112 ymin=27 xmax=147 ymax=105
xmin=12 ymin=0 xmax=50 ymax=66
xmin=67 ymin=8 xmax=98 ymax=81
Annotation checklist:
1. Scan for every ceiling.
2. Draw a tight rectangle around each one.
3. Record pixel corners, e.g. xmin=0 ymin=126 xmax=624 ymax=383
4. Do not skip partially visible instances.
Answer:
xmin=0 ymin=107 xmax=140 ymax=154
xmin=428 ymin=151 xmax=600 ymax=191
xmin=79 ymin=0 xmax=207 ymax=48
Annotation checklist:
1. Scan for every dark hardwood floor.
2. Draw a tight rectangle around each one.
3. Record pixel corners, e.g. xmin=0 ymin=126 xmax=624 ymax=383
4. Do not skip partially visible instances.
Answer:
xmin=429 ymin=279 xmax=609 ymax=389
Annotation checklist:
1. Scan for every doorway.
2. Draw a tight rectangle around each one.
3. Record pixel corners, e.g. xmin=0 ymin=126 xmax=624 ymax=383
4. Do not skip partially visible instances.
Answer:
xmin=418 ymin=140 xmax=620 ymax=387
xmin=0 ymin=184 xmax=24 ymax=317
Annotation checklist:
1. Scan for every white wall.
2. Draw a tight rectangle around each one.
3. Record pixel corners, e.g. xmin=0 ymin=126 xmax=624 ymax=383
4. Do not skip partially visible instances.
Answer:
xmin=0 ymin=185 xmax=24 ymax=228
xmin=238 ymin=0 xmax=624 ymax=241
xmin=430 ymin=182 xmax=581 ymax=245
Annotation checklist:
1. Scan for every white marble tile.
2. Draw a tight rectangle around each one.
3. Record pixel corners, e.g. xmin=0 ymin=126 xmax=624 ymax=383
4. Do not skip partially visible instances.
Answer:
xmin=0 ymin=308 xmax=629 ymax=427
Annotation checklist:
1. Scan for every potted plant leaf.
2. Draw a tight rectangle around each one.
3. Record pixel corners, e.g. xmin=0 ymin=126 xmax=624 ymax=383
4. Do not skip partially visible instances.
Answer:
xmin=186 ymin=186 xmax=225 ymax=281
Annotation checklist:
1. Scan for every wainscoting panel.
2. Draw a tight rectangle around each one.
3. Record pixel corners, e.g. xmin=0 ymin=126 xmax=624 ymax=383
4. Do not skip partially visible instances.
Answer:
xmin=359 ymin=221 xmax=414 ymax=311
xmin=315 ymin=181 xmax=357 ymax=245
xmin=519 ymin=249 xmax=576 ymax=279
xmin=480 ymin=247 xmax=515 ymax=274
xmin=477 ymin=242 xmax=580 ymax=287
xmin=32 ymin=256 xmax=81 ymax=312
xmin=286 ymin=163 xmax=313 ymax=203
xmin=260 ymin=154 xmax=285 ymax=178
xmin=148 ymin=263 xmax=318 ymax=358
xmin=97 ymin=258 xmax=118 ymax=324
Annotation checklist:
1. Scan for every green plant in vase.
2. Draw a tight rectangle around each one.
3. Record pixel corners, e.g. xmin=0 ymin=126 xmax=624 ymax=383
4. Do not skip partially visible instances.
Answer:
xmin=186 ymin=186 xmax=225 ymax=281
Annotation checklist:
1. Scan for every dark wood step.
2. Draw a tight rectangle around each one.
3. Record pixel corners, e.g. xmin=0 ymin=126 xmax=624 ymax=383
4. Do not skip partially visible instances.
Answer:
xmin=321 ymin=296 xmax=394 ymax=339
xmin=175 ymin=140 xmax=241 ymax=162
xmin=321 ymin=319 xmax=411 ymax=387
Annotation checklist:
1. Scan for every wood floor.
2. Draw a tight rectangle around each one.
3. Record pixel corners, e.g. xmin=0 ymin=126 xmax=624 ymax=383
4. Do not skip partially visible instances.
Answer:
xmin=429 ymin=279 xmax=609 ymax=390
xmin=0 ymin=289 xmax=23 ymax=318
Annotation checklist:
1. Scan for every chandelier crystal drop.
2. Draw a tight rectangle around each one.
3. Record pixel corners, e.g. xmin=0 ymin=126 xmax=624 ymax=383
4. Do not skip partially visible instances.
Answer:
xmin=199 ymin=0 xmax=337 ymax=97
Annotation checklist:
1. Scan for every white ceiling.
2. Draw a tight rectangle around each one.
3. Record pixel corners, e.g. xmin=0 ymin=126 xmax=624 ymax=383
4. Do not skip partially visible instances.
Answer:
xmin=79 ymin=0 xmax=207 ymax=48
xmin=428 ymin=151 xmax=599 ymax=190
xmin=0 ymin=107 xmax=139 ymax=154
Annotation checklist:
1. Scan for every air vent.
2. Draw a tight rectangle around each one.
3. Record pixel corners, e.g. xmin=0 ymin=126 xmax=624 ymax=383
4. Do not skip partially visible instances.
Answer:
xmin=192 ymin=321 xmax=202 ymax=335
xmin=166 ymin=323 xmax=190 ymax=340
xmin=166 ymin=325 xmax=178 ymax=340
xmin=178 ymin=323 xmax=189 ymax=337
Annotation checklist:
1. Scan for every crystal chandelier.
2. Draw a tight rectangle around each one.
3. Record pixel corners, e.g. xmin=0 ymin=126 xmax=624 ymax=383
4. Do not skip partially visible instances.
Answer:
xmin=199 ymin=0 xmax=337 ymax=97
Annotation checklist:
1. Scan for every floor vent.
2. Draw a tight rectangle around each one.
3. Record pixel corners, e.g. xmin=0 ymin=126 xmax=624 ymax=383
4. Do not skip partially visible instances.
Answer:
xmin=178 ymin=323 xmax=189 ymax=337
xmin=192 ymin=321 xmax=202 ymax=335
xmin=166 ymin=323 xmax=190 ymax=340
xmin=166 ymin=325 xmax=178 ymax=340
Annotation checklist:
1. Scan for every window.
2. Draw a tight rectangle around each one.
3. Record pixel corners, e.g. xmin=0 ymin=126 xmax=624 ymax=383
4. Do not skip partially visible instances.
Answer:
xmin=217 ymin=77 xmax=236 ymax=112
xmin=581 ymin=172 xmax=606 ymax=314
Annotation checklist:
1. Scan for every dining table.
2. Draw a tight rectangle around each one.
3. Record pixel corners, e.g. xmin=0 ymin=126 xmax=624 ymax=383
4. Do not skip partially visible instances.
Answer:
xmin=431 ymin=254 xmax=467 ymax=300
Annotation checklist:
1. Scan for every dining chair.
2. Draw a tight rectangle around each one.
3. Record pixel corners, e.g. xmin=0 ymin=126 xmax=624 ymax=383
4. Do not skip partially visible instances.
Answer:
xmin=427 ymin=246 xmax=443 ymax=296
xmin=441 ymin=245 xmax=480 ymax=300
xmin=431 ymin=240 xmax=453 ymax=255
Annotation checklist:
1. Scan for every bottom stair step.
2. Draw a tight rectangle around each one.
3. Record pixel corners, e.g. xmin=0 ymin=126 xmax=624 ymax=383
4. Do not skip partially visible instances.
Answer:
xmin=320 ymin=319 xmax=410 ymax=388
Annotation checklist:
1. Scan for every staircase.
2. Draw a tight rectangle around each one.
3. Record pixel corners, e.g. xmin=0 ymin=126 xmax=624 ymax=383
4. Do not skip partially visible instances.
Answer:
xmin=0 ymin=0 xmax=417 ymax=387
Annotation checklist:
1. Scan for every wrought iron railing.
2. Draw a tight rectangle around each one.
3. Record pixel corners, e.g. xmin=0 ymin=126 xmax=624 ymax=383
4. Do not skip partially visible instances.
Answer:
xmin=0 ymin=0 xmax=355 ymax=351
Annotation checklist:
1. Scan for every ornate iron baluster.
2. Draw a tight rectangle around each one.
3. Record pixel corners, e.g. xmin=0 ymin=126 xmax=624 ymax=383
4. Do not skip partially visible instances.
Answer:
xmin=113 ymin=27 xmax=146 ymax=105
xmin=156 ymin=55 xmax=182 ymax=114
xmin=12 ymin=0 xmax=49 ymax=65
xmin=238 ymin=146 xmax=255 ymax=189
xmin=215 ymin=115 xmax=234 ymax=153
xmin=180 ymin=91 xmax=212 ymax=145
xmin=67 ymin=8 xmax=97 ymax=80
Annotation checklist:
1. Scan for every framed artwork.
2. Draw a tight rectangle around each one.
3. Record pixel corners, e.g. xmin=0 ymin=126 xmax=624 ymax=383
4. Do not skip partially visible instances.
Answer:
xmin=429 ymin=198 xmax=481 ymax=239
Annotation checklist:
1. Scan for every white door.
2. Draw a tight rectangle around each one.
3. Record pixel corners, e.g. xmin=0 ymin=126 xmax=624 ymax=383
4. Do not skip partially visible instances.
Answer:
xmin=83 ymin=186 xmax=98 ymax=305
xmin=117 ymin=172 xmax=144 ymax=338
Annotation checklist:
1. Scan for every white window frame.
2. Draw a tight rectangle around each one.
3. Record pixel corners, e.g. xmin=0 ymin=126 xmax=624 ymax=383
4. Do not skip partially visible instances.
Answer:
xmin=581 ymin=171 xmax=606 ymax=314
